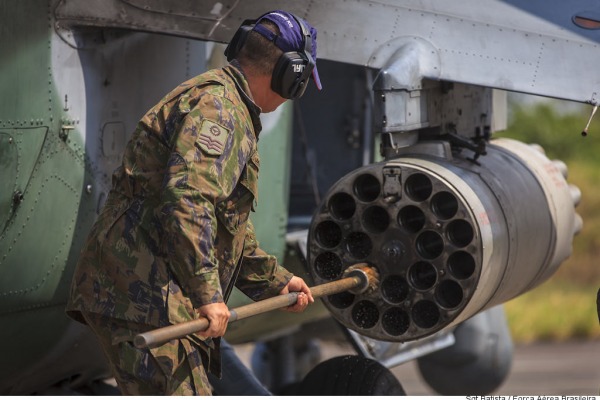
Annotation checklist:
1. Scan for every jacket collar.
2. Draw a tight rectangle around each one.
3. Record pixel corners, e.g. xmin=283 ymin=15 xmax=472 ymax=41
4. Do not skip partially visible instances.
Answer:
xmin=224 ymin=62 xmax=263 ymax=138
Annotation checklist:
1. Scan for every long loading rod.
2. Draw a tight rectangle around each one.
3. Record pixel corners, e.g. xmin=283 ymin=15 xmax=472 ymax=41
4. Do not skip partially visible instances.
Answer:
xmin=133 ymin=264 xmax=378 ymax=348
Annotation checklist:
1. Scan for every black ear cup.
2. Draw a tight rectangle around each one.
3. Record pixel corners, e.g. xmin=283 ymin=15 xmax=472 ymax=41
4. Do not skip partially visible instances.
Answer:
xmin=269 ymin=16 xmax=315 ymax=99
xmin=271 ymin=52 xmax=314 ymax=99
xmin=224 ymin=22 xmax=254 ymax=61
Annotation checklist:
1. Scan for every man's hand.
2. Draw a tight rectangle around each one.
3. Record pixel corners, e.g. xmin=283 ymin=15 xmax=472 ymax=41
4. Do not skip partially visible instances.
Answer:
xmin=279 ymin=276 xmax=315 ymax=313
xmin=196 ymin=302 xmax=231 ymax=338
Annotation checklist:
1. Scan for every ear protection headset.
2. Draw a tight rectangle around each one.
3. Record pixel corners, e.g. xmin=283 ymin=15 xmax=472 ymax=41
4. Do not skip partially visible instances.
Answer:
xmin=224 ymin=13 xmax=315 ymax=99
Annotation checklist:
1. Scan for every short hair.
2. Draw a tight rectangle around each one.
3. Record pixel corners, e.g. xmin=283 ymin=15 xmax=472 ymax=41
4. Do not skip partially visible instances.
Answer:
xmin=237 ymin=20 xmax=283 ymax=76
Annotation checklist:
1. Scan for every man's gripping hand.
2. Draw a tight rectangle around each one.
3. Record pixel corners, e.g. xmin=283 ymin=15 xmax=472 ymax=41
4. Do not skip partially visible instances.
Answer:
xmin=279 ymin=276 xmax=315 ymax=313
xmin=196 ymin=302 xmax=231 ymax=338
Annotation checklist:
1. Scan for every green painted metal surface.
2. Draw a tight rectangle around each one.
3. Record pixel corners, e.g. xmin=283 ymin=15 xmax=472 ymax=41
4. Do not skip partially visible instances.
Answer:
xmin=0 ymin=0 xmax=100 ymax=390
xmin=252 ymin=104 xmax=293 ymax=260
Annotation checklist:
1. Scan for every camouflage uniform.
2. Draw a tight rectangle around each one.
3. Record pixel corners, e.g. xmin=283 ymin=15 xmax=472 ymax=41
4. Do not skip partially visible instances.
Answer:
xmin=66 ymin=64 xmax=293 ymax=394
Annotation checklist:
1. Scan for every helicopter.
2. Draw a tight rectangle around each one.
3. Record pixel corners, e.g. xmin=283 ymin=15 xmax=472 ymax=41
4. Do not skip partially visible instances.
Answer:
xmin=1 ymin=0 xmax=596 ymax=395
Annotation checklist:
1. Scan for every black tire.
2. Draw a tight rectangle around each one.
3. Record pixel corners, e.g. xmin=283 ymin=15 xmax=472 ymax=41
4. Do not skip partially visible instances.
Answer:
xmin=294 ymin=355 xmax=405 ymax=396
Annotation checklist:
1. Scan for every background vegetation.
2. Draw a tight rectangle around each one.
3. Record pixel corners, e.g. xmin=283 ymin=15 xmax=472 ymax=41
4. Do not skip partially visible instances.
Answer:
xmin=497 ymin=95 xmax=600 ymax=342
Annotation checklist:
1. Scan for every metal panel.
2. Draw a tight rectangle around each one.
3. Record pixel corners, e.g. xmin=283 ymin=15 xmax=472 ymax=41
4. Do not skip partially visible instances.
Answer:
xmin=55 ymin=0 xmax=600 ymax=105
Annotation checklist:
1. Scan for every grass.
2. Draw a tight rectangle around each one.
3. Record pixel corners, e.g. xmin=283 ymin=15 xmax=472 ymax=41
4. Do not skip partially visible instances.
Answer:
xmin=504 ymin=280 xmax=600 ymax=343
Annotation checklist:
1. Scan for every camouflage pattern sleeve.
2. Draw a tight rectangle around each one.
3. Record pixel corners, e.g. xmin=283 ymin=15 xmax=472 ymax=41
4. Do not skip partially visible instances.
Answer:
xmin=235 ymin=219 xmax=293 ymax=301
xmin=159 ymin=86 xmax=254 ymax=308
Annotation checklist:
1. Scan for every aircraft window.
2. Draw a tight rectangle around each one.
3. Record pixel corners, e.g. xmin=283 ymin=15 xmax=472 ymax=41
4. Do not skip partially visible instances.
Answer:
xmin=101 ymin=121 xmax=126 ymax=157
xmin=573 ymin=14 xmax=600 ymax=30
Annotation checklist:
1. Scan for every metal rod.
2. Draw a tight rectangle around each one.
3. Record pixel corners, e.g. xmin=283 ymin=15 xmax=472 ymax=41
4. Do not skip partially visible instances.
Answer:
xmin=134 ymin=275 xmax=362 ymax=349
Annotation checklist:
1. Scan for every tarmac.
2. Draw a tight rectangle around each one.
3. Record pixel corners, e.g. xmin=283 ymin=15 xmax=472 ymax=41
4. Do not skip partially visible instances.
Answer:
xmin=388 ymin=340 xmax=600 ymax=396
xmin=235 ymin=339 xmax=600 ymax=396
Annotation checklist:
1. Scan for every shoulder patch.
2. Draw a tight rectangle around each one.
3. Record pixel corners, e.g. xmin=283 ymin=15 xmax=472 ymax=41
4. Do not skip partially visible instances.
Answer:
xmin=197 ymin=120 xmax=230 ymax=156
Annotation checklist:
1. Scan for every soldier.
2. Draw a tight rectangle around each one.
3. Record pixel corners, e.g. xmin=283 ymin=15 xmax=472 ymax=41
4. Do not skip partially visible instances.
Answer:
xmin=66 ymin=10 xmax=321 ymax=395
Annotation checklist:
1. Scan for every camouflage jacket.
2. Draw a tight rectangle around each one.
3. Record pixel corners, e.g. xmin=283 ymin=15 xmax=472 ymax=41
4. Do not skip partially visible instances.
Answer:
xmin=66 ymin=65 xmax=293 ymax=331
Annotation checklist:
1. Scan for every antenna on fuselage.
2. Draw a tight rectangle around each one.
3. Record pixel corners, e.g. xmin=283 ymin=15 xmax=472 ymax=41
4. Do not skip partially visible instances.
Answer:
xmin=581 ymin=104 xmax=598 ymax=137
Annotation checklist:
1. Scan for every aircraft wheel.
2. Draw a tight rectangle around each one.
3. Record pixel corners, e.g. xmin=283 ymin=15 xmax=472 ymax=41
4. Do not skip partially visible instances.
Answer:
xmin=294 ymin=355 xmax=405 ymax=395
xmin=417 ymin=306 xmax=513 ymax=395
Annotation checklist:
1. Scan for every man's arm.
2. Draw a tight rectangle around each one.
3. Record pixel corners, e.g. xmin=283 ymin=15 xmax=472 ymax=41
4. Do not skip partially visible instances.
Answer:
xmin=158 ymin=89 xmax=251 ymax=336
xmin=236 ymin=220 xmax=313 ymax=310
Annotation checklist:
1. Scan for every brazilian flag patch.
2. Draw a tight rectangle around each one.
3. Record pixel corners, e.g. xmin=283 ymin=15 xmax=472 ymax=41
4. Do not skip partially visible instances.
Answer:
xmin=197 ymin=120 xmax=230 ymax=156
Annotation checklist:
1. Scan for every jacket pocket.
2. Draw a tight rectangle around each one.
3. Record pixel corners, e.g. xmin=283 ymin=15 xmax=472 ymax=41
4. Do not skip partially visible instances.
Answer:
xmin=215 ymin=185 xmax=254 ymax=236
xmin=240 ymin=151 xmax=260 ymax=203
